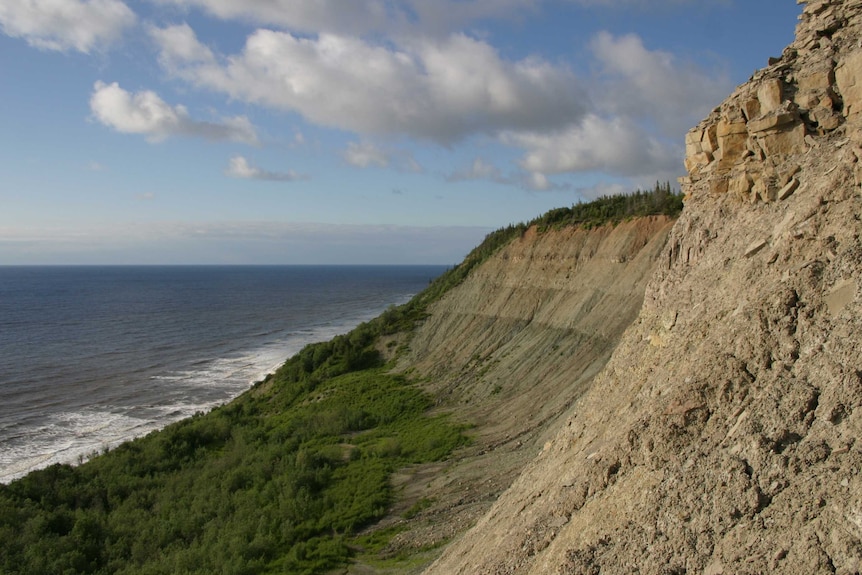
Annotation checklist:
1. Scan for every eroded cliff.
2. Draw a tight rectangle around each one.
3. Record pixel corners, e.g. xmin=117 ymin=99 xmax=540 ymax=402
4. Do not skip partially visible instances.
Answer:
xmin=368 ymin=217 xmax=675 ymax=563
xmin=421 ymin=1 xmax=862 ymax=573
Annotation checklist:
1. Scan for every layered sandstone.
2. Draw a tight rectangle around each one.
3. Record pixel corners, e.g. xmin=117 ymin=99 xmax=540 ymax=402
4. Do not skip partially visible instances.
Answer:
xmin=682 ymin=0 xmax=862 ymax=203
xmin=372 ymin=218 xmax=675 ymax=563
xmin=421 ymin=1 xmax=862 ymax=573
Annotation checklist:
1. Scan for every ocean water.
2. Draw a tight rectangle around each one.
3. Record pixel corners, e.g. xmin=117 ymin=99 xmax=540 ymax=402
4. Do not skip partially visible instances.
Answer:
xmin=0 ymin=265 xmax=445 ymax=483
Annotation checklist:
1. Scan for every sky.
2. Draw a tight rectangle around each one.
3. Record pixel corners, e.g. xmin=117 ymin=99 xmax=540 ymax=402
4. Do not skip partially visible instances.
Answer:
xmin=0 ymin=0 xmax=803 ymax=265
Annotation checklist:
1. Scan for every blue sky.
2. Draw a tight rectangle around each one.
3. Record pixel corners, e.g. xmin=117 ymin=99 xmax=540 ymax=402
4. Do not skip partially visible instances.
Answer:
xmin=0 ymin=0 xmax=801 ymax=264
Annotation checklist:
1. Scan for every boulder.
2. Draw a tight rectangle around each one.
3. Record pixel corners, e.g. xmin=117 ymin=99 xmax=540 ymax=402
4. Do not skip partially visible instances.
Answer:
xmin=701 ymin=124 xmax=719 ymax=153
xmin=836 ymin=50 xmax=862 ymax=119
xmin=685 ymin=130 xmax=703 ymax=157
xmin=684 ymin=152 xmax=713 ymax=173
xmin=812 ymin=107 xmax=842 ymax=130
xmin=758 ymin=79 xmax=784 ymax=113
xmin=778 ymin=177 xmax=800 ymax=200
xmin=748 ymin=112 xmax=798 ymax=133
xmin=756 ymin=122 xmax=807 ymax=157
xmin=742 ymin=99 xmax=761 ymax=121
xmin=716 ymin=119 xmax=750 ymax=169
xmin=716 ymin=118 xmax=747 ymax=137
xmin=729 ymin=172 xmax=753 ymax=200
xmin=797 ymin=66 xmax=835 ymax=92
xmin=708 ymin=178 xmax=728 ymax=195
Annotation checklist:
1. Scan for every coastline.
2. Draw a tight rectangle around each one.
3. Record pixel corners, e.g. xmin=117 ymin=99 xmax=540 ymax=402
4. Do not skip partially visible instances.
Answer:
xmin=0 ymin=266 xmax=444 ymax=484
xmin=0 ymin=305 xmax=412 ymax=484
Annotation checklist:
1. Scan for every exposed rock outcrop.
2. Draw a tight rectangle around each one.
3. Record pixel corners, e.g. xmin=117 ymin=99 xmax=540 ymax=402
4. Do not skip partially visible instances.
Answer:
xmin=683 ymin=0 xmax=862 ymax=203
xmin=421 ymin=2 xmax=862 ymax=573
xmin=377 ymin=218 xmax=675 ymax=561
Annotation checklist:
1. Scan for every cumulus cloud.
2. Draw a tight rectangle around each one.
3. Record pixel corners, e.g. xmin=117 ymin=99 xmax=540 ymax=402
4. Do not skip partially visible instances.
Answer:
xmin=225 ymin=156 xmax=307 ymax=181
xmin=568 ymin=0 xmax=706 ymax=5
xmin=395 ymin=0 xmax=540 ymax=36
xmin=0 ymin=0 xmax=136 ymax=53
xmin=149 ymin=23 xmax=728 ymax=185
xmin=507 ymin=114 xmax=681 ymax=178
xmin=152 ymin=26 xmax=585 ymax=144
xmin=89 ymin=81 xmax=259 ymax=144
xmin=344 ymin=141 xmax=390 ymax=168
xmin=441 ymin=114 xmax=684 ymax=190
xmin=590 ymin=31 xmax=730 ymax=136
xmin=148 ymin=22 xmax=215 ymax=68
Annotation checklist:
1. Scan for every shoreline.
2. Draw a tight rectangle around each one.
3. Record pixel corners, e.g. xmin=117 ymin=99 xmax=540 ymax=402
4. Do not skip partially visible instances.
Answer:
xmin=0 ymin=292 xmax=422 ymax=485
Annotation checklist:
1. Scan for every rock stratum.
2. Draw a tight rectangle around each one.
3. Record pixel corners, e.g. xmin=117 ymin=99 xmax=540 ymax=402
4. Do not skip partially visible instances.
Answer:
xmin=371 ymin=217 xmax=675 ymax=564
xmin=416 ymin=1 xmax=862 ymax=573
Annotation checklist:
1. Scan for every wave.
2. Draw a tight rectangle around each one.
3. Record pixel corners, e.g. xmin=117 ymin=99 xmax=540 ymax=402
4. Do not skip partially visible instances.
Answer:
xmin=0 ymin=309 xmax=388 ymax=483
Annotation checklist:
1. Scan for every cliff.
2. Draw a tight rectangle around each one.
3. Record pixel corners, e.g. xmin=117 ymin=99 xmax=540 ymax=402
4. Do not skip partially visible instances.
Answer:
xmin=420 ymin=1 xmax=862 ymax=573
xmin=367 ymin=217 xmax=675 ymax=561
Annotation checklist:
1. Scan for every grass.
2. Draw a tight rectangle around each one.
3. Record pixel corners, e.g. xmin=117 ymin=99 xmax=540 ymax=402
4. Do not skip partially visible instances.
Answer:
xmin=0 ymin=367 xmax=469 ymax=575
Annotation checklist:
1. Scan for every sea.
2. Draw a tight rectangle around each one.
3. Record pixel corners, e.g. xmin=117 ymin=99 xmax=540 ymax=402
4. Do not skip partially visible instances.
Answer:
xmin=0 ymin=265 xmax=446 ymax=484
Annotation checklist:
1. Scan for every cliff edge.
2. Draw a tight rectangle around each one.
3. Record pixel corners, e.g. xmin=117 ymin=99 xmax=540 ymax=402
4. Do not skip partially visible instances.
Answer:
xmin=422 ymin=1 xmax=862 ymax=573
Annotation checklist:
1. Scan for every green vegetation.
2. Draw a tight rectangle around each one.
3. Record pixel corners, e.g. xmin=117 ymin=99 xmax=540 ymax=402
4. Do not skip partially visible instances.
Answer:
xmin=402 ymin=497 xmax=435 ymax=520
xmin=532 ymin=181 xmax=683 ymax=232
xmin=0 ymin=365 xmax=467 ymax=574
xmin=0 ymin=184 xmax=684 ymax=574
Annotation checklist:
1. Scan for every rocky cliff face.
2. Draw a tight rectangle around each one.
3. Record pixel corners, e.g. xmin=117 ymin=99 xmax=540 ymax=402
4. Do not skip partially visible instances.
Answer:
xmin=421 ymin=1 xmax=862 ymax=573
xmin=375 ymin=218 xmax=674 ymax=560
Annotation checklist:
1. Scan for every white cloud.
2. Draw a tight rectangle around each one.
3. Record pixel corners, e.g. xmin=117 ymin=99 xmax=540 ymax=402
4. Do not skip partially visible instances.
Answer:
xmin=524 ymin=171 xmax=551 ymax=191
xmin=226 ymin=156 xmax=307 ymax=182
xmin=152 ymin=26 xmax=585 ymax=144
xmin=568 ymin=0 xmax=709 ymax=5
xmin=344 ymin=141 xmax=390 ymax=168
xmin=0 ymin=0 xmax=136 ymax=53
xmin=590 ymin=31 xmax=730 ymax=136
xmin=148 ymin=22 xmax=215 ymax=68
xmin=89 ymin=81 xmax=259 ymax=144
xmin=506 ymin=113 xmax=681 ymax=178
xmin=150 ymin=24 xmax=727 ymax=184
xmin=138 ymin=14 xmax=733 ymax=189
xmin=573 ymin=180 xmax=630 ymax=200
xmin=150 ymin=0 xmax=404 ymax=36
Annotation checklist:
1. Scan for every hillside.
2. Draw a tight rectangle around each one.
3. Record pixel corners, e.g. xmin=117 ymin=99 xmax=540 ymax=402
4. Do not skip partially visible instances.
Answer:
xmin=0 ymin=189 xmax=680 ymax=574
xmin=422 ymin=0 xmax=862 ymax=573
xmin=374 ymin=215 xmax=676 ymax=564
